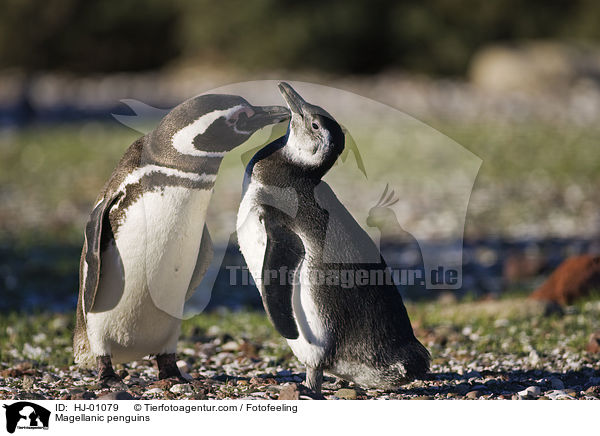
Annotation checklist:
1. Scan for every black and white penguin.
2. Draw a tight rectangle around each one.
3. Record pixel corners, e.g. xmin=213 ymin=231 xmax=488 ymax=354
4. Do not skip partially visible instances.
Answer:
xmin=237 ymin=83 xmax=430 ymax=393
xmin=74 ymin=94 xmax=289 ymax=385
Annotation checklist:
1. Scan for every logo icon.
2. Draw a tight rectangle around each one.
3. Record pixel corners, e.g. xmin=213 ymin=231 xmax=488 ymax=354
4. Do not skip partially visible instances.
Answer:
xmin=3 ymin=402 xmax=50 ymax=433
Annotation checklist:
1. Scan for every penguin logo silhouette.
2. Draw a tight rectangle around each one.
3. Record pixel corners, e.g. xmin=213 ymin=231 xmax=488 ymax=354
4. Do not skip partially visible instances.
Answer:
xmin=367 ymin=184 xmax=424 ymax=271
xmin=3 ymin=402 xmax=50 ymax=433
xmin=366 ymin=184 xmax=426 ymax=297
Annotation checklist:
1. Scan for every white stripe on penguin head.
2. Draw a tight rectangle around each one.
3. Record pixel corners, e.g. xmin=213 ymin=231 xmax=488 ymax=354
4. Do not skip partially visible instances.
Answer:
xmin=172 ymin=104 xmax=249 ymax=157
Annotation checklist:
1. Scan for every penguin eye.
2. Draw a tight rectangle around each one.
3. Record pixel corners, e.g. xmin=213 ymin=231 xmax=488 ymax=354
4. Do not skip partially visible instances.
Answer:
xmin=311 ymin=122 xmax=319 ymax=130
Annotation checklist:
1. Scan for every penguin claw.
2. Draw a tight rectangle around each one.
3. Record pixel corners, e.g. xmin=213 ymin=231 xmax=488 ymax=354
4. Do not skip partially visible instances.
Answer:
xmin=160 ymin=375 xmax=190 ymax=384
xmin=96 ymin=355 xmax=125 ymax=388
xmin=98 ymin=374 xmax=126 ymax=389
xmin=299 ymin=384 xmax=326 ymax=400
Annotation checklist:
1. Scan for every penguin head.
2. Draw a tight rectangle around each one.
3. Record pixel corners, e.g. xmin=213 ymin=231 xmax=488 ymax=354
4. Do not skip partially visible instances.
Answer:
xmin=159 ymin=94 xmax=290 ymax=155
xmin=278 ymin=82 xmax=345 ymax=176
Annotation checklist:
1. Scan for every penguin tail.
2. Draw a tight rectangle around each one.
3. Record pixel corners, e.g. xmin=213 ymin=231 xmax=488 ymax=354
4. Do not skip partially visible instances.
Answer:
xmin=401 ymin=339 xmax=431 ymax=380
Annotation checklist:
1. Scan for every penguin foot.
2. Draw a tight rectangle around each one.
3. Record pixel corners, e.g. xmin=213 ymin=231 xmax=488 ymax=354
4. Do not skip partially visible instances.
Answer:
xmin=96 ymin=355 xmax=125 ymax=388
xmin=156 ymin=353 xmax=186 ymax=381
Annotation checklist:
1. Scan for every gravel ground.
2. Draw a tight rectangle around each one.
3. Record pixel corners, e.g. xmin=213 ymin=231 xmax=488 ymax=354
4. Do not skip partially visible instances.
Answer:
xmin=1 ymin=298 xmax=599 ymax=400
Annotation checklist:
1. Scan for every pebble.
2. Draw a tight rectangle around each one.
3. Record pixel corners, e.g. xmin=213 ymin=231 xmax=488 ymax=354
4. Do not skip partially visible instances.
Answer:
xmin=98 ymin=391 xmax=134 ymax=400
xmin=146 ymin=388 xmax=164 ymax=395
xmin=170 ymin=384 xmax=194 ymax=394
xmin=466 ymin=390 xmax=483 ymax=399
xmin=176 ymin=360 xmax=191 ymax=373
xmin=72 ymin=391 xmax=96 ymax=400
xmin=221 ymin=341 xmax=240 ymax=352
xmin=584 ymin=385 xmax=600 ymax=396
xmin=518 ymin=386 xmax=541 ymax=398
xmin=278 ymin=383 xmax=300 ymax=400
xmin=549 ymin=378 xmax=565 ymax=390
xmin=335 ymin=388 xmax=357 ymax=400
xmin=41 ymin=373 xmax=57 ymax=384
xmin=546 ymin=390 xmax=572 ymax=400
xmin=22 ymin=376 xmax=35 ymax=390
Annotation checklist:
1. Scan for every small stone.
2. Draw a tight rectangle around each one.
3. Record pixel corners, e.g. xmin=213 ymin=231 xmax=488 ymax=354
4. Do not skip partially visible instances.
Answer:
xmin=176 ymin=360 xmax=191 ymax=373
xmin=466 ymin=390 xmax=483 ymax=399
xmin=221 ymin=341 xmax=239 ymax=352
xmin=42 ymin=373 xmax=57 ymax=384
xmin=278 ymin=383 xmax=300 ymax=400
xmin=98 ymin=391 xmax=134 ymax=400
xmin=549 ymin=378 xmax=565 ymax=390
xmin=170 ymin=383 xmax=194 ymax=394
xmin=518 ymin=386 xmax=541 ymax=398
xmin=72 ymin=391 xmax=96 ymax=400
xmin=150 ymin=379 xmax=176 ymax=390
xmin=584 ymin=385 xmax=600 ymax=396
xmin=455 ymin=383 xmax=470 ymax=395
xmin=335 ymin=388 xmax=357 ymax=400
xmin=465 ymin=370 xmax=481 ymax=379
xmin=16 ymin=362 xmax=33 ymax=372
xmin=146 ymin=388 xmax=164 ymax=395
xmin=238 ymin=341 xmax=258 ymax=358
xmin=22 ymin=375 xmax=35 ymax=389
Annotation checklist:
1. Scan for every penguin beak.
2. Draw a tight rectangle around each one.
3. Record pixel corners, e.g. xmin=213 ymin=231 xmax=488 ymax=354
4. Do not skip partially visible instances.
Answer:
xmin=240 ymin=105 xmax=290 ymax=131
xmin=278 ymin=82 xmax=306 ymax=117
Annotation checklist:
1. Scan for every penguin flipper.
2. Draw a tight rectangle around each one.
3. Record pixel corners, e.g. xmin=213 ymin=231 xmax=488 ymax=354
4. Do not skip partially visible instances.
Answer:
xmin=80 ymin=194 xmax=121 ymax=316
xmin=261 ymin=216 xmax=303 ymax=340
xmin=185 ymin=224 xmax=214 ymax=301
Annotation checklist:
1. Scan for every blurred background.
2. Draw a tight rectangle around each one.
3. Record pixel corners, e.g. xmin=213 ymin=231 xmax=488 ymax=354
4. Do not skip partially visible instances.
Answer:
xmin=2 ymin=0 xmax=600 ymax=313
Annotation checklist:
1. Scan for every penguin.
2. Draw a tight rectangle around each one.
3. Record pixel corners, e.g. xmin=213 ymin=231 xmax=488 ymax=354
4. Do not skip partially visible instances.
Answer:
xmin=237 ymin=83 xmax=430 ymax=394
xmin=74 ymin=93 xmax=289 ymax=385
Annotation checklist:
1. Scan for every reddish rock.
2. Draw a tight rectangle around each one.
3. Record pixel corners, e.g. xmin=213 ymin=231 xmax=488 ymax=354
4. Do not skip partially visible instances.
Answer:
xmin=586 ymin=331 xmax=600 ymax=354
xmin=278 ymin=383 xmax=300 ymax=400
xmin=530 ymin=255 xmax=600 ymax=305
xmin=149 ymin=379 xmax=177 ymax=390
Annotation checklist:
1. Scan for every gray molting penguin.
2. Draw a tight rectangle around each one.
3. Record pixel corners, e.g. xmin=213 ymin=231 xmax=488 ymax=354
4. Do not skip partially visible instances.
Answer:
xmin=237 ymin=83 xmax=430 ymax=394
xmin=74 ymin=93 xmax=289 ymax=385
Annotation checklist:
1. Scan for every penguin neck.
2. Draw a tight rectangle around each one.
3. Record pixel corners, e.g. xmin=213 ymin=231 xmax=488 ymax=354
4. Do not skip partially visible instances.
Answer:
xmin=255 ymin=150 xmax=324 ymax=189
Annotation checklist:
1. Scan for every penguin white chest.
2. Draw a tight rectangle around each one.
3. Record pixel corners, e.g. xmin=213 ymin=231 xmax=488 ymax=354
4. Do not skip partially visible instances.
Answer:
xmin=86 ymin=187 xmax=212 ymax=362
xmin=237 ymin=184 xmax=329 ymax=368
xmin=286 ymin=259 xmax=329 ymax=368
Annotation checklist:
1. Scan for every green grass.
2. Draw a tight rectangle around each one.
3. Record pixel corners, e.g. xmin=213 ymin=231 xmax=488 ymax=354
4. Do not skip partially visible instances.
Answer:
xmin=406 ymin=295 xmax=600 ymax=363
xmin=1 ymin=295 xmax=598 ymax=370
